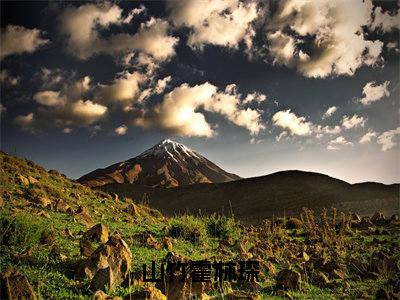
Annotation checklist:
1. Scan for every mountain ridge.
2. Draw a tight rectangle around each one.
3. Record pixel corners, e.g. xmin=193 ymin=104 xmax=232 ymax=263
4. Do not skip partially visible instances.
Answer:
xmin=100 ymin=169 xmax=400 ymax=224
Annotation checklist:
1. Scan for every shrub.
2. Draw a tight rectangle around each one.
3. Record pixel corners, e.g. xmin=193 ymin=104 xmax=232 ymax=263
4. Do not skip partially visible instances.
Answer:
xmin=286 ymin=217 xmax=303 ymax=230
xmin=206 ymin=215 xmax=240 ymax=240
xmin=0 ymin=213 xmax=46 ymax=251
xmin=167 ymin=216 xmax=207 ymax=244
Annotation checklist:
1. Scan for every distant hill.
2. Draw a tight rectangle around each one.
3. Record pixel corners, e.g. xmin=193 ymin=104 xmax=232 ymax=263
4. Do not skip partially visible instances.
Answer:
xmin=78 ymin=139 xmax=240 ymax=188
xmin=100 ymin=170 xmax=400 ymax=224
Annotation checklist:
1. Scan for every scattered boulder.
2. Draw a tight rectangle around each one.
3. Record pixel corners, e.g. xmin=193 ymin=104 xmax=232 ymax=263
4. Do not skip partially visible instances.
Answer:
xmin=286 ymin=218 xmax=303 ymax=229
xmin=0 ymin=267 xmax=37 ymax=300
xmin=55 ymin=199 xmax=72 ymax=213
xmin=110 ymin=193 xmax=119 ymax=201
xmin=37 ymin=210 xmax=50 ymax=218
xmin=126 ymin=286 xmax=166 ymax=300
xmin=75 ymin=206 xmax=94 ymax=228
xmin=94 ymin=290 xmax=122 ymax=300
xmin=275 ymin=269 xmax=301 ymax=291
xmin=33 ymin=196 xmax=51 ymax=208
xmin=79 ymin=235 xmax=132 ymax=291
xmin=40 ymin=231 xmax=55 ymax=245
xmin=16 ymin=174 xmax=30 ymax=186
xmin=84 ymin=224 xmax=109 ymax=243
xmin=28 ymin=176 xmax=39 ymax=185
xmin=125 ymin=203 xmax=141 ymax=217
xmin=80 ymin=239 xmax=95 ymax=257
xmin=371 ymin=212 xmax=386 ymax=225
xmin=162 ymin=237 xmax=173 ymax=251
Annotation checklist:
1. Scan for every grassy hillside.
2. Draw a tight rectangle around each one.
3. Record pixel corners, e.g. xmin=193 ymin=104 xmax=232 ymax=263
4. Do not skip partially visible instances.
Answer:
xmin=101 ymin=171 xmax=399 ymax=224
xmin=0 ymin=152 xmax=399 ymax=299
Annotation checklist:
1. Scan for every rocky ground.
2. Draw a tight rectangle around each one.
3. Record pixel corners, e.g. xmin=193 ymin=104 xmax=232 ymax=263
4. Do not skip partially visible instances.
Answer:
xmin=0 ymin=151 xmax=399 ymax=299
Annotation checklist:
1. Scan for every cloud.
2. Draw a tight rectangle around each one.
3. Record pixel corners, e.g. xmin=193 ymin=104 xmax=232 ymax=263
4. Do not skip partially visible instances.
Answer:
xmin=25 ymin=75 xmax=108 ymax=131
xmin=0 ymin=70 xmax=19 ymax=86
xmin=272 ymin=110 xmax=312 ymax=136
xmin=126 ymin=18 xmax=178 ymax=60
xmin=377 ymin=127 xmax=400 ymax=151
xmin=134 ymin=82 xmax=265 ymax=137
xmin=34 ymin=90 xmax=66 ymax=107
xmin=14 ymin=112 xmax=35 ymax=132
xmin=114 ymin=124 xmax=128 ymax=136
xmin=370 ymin=6 xmax=400 ymax=32
xmin=243 ymin=92 xmax=267 ymax=105
xmin=167 ymin=0 xmax=258 ymax=49
xmin=327 ymin=136 xmax=353 ymax=150
xmin=154 ymin=76 xmax=172 ymax=94
xmin=97 ymin=71 xmax=144 ymax=103
xmin=266 ymin=0 xmax=384 ymax=78
xmin=272 ymin=109 xmax=342 ymax=140
xmin=342 ymin=114 xmax=366 ymax=129
xmin=275 ymin=131 xmax=288 ymax=142
xmin=357 ymin=81 xmax=390 ymax=105
xmin=322 ymin=106 xmax=337 ymax=119
xmin=359 ymin=130 xmax=377 ymax=144
xmin=61 ymin=3 xmax=178 ymax=60
xmin=69 ymin=100 xmax=108 ymax=125
xmin=0 ymin=25 xmax=49 ymax=59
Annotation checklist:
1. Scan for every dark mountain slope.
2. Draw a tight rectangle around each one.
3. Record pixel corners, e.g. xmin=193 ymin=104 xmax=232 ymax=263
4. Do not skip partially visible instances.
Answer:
xmin=100 ymin=170 xmax=400 ymax=224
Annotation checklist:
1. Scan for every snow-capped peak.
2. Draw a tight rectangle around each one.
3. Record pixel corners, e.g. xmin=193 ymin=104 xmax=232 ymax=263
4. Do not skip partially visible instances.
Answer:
xmin=137 ymin=139 xmax=200 ymax=160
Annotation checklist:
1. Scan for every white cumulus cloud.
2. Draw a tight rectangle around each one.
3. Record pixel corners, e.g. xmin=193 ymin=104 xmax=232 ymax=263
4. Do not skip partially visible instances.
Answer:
xmin=1 ymin=25 xmax=49 ymax=59
xmin=358 ymin=81 xmax=390 ymax=105
xmin=342 ymin=114 xmax=366 ymax=129
xmin=377 ymin=127 xmax=400 ymax=151
xmin=114 ymin=124 xmax=128 ymax=136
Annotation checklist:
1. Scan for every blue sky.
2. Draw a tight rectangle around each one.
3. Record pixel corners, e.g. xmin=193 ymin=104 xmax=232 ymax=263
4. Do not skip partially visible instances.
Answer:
xmin=1 ymin=0 xmax=399 ymax=183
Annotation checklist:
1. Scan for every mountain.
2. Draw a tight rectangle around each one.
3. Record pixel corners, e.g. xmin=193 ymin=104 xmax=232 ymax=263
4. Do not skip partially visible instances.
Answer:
xmin=78 ymin=139 xmax=241 ymax=188
xmin=100 ymin=170 xmax=400 ymax=224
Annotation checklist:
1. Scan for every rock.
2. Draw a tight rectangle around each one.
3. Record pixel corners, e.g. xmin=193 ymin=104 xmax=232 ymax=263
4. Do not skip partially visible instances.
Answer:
xmin=84 ymin=224 xmax=109 ymax=244
xmin=351 ymin=213 xmax=361 ymax=222
xmin=55 ymin=199 xmax=72 ymax=213
xmin=37 ymin=210 xmax=50 ymax=218
xmin=60 ymin=228 xmax=73 ymax=237
xmin=162 ymin=237 xmax=173 ymax=251
xmin=110 ymin=193 xmax=119 ymax=201
xmin=0 ymin=267 xmax=37 ymax=300
xmin=33 ymin=196 xmax=51 ymax=208
xmin=286 ymin=218 xmax=303 ymax=229
xmin=125 ymin=203 xmax=141 ymax=217
xmin=126 ymin=286 xmax=166 ymax=300
xmin=40 ymin=231 xmax=55 ymax=245
xmin=75 ymin=206 xmax=94 ymax=228
xmin=80 ymin=239 xmax=94 ymax=257
xmin=94 ymin=290 xmax=122 ymax=300
xmin=371 ymin=212 xmax=386 ymax=225
xmin=146 ymin=235 xmax=161 ymax=250
xmin=28 ymin=176 xmax=39 ymax=185
xmin=275 ymin=269 xmax=301 ymax=291
xmin=79 ymin=235 xmax=132 ymax=291
xmin=17 ymin=174 xmax=30 ymax=186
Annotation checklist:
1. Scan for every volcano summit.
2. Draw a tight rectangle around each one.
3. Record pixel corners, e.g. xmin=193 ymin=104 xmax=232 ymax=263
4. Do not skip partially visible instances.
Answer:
xmin=78 ymin=139 xmax=241 ymax=188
